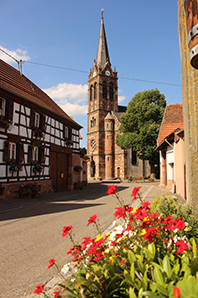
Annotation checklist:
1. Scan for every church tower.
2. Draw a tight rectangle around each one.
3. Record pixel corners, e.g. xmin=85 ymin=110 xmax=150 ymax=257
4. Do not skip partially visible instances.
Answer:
xmin=87 ymin=13 xmax=118 ymax=180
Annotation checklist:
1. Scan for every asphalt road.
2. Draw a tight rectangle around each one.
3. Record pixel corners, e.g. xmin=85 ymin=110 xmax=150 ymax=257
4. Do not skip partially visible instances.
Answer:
xmin=0 ymin=182 xmax=174 ymax=298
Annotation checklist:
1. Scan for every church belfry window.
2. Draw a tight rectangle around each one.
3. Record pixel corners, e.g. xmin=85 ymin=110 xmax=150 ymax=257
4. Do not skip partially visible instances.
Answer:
xmin=90 ymin=85 xmax=93 ymax=101
xmin=103 ymin=82 xmax=107 ymax=99
xmin=94 ymin=83 xmax=97 ymax=99
xmin=109 ymin=83 xmax=114 ymax=100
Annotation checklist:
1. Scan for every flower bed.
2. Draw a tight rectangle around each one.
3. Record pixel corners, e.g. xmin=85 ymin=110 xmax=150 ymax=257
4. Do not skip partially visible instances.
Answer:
xmin=32 ymin=164 xmax=43 ymax=174
xmin=19 ymin=183 xmax=39 ymax=198
xmin=0 ymin=115 xmax=11 ymax=129
xmin=33 ymin=128 xmax=44 ymax=138
xmin=9 ymin=163 xmax=23 ymax=172
xmin=34 ymin=186 xmax=198 ymax=298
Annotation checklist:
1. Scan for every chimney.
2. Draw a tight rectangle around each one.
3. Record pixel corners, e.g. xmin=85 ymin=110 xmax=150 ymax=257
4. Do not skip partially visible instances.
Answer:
xmin=19 ymin=60 xmax=22 ymax=76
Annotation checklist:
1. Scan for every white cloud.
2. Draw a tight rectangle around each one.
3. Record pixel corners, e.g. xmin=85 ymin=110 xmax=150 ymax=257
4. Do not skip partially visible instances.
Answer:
xmin=60 ymin=102 xmax=88 ymax=116
xmin=118 ymin=95 xmax=126 ymax=103
xmin=43 ymin=82 xmax=88 ymax=116
xmin=0 ymin=45 xmax=30 ymax=63
xmin=43 ymin=83 xmax=88 ymax=102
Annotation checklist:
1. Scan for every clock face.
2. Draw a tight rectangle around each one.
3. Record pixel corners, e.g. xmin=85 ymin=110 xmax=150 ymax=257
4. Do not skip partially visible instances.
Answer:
xmin=105 ymin=70 xmax=110 ymax=76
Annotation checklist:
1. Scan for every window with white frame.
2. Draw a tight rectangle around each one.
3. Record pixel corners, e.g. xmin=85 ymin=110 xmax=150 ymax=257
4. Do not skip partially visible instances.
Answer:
xmin=34 ymin=113 xmax=40 ymax=128
xmin=32 ymin=146 xmax=38 ymax=162
xmin=65 ymin=127 xmax=69 ymax=139
xmin=8 ymin=142 xmax=16 ymax=160
xmin=0 ymin=98 xmax=5 ymax=116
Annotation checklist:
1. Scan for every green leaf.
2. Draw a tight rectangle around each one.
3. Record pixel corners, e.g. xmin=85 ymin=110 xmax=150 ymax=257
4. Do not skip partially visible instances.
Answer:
xmin=154 ymin=266 xmax=165 ymax=286
xmin=144 ymin=248 xmax=153 ymax=260
xmin=130 ymin=262 xmax=135 ymax=282
xmin=141 ymin=291 xmax=163 ymax=297
xmin=129 ymin=287 xmax=137 ymax=298
xmin=148 ymin=242 xmax=156 ymax=258
xmin=128 ymin=250 xmax=136 ymax=264
xmin=192 ymin=238 xmax=198 ymax=258
xmin=153 ymin=283 xmax=169 ymax=296
xmin=162 ymin=255 xmax=172 ymax=278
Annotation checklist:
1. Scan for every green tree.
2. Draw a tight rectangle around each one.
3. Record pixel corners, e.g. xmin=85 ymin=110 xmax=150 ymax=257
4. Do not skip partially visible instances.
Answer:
xmin=80 ymin=147 xmax=87 ymax=155
xmin=116 ymin=89 xmax=166 ymax=175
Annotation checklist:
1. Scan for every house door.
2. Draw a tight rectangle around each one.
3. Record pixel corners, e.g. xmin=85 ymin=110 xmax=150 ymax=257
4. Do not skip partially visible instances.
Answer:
xmin=117 ymin=167 xmax=120 ymax=178
xmin=50 ymin=151 xmax=68 ymax=192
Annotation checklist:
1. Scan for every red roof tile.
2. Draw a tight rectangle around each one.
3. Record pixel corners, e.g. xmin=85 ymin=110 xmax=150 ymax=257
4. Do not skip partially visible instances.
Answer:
xmin=0 ymin=59 xmax=81 ymax=127
xmin=157 ymin=103 xmax=183 ymax=145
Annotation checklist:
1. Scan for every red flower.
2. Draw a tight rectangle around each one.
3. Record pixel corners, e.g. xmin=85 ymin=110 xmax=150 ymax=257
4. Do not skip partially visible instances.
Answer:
xmin=53 ymin=291 xmax=61 ymax=298
xmin=142 ymin=201 xmax=150 ymax=208
xmin=48 ymin=258 xmax=55 ymax=269
xmin=121 ymin=259 xmax=126 ymax=264
xmin=131 ymin=187 xmax=141 ymax=200
xmin=106 ymin=185 xmax=117 ymax=195
xmin=175 ymin=240 xmax=188 ymax=255
xmin=173 ymin=287 xmax=181 ymax=298
xmin=34 ymin=284 xmax=44 ymax=294
xmin=150 ymin=212 xmax=159 ymax=218
xmin=62 ymin=225 xmax=73 ymax=237
xmin=87 ymin=214 xmax=97 ymax=226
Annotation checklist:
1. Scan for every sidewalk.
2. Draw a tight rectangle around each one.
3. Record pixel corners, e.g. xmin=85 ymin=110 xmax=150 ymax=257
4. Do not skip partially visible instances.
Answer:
xmin=20 ymin=181 xmax=185 ymax=298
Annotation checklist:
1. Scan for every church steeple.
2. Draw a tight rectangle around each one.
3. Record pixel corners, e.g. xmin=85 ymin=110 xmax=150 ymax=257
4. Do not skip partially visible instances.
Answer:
xmin=95 ymin=13 xmax=110 ymax=70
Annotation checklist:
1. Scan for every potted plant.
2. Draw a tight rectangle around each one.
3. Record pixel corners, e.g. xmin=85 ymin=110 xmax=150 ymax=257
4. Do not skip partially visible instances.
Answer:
xmin=33 ymin=128 xmax=44 ymax=138
xmin=19 ymin=183 xmax=39 ymax=198
xmin=10 ymin=163 xmax=23 ymax=172
xmin=74 ymin=165 xmax=82 ymax=172
xmin=0 ymin=115 xmax=12 ymax=129
xmin=65 ymin=139 xmax=73 ymax=147
xmin=32 ymin=164 xmax=43 ymax=174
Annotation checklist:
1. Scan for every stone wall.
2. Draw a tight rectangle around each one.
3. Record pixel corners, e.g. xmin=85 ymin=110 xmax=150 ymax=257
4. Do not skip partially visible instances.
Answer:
xmin=178 ymin=0 xmax=198 ymax=213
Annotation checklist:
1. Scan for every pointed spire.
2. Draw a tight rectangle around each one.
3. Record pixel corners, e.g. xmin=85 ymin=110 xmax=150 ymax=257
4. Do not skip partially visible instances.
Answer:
xmin=96 ymin=11 xmax=110 ymax=70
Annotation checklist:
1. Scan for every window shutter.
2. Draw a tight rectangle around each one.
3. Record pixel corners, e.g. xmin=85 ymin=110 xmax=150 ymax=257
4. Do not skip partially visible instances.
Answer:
xmin=17 ymin=143 xmax=24 ymax=163
xmin=63 ymin=125 xmax=65 ymax=139
xmin=28 ymin=145 xmax=33 ymax=163
xmin=5 ymin=99 xmax=13 ymax=121
xmin=3 ymin=141 xmax=9 ymax=162
xmin=39 ymin=146 xmax=45 ymax=164
xmin=30 ymin=110 xmax=35 ymax=127
xmin=40 ymin=114 xmax=45 ymax=131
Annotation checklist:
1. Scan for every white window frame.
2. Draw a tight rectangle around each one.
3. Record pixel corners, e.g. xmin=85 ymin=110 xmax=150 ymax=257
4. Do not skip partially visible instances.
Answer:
xmin=34 ymin=113 xmax=40 ymax=128
xmin=9 ymin=142 xmax=16 ymax=160
xmin=32 ymin=146 xmax=38 ymax=162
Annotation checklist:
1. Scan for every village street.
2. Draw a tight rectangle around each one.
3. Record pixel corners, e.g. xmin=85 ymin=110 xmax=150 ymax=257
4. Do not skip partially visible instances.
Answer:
xmin=0 ymin=182 xmax=176 ymax=298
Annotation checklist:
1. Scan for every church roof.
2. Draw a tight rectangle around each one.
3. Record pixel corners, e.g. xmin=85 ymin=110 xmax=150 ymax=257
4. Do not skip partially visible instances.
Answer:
xmin=0 ymin=59 xmax=82 ymax=128
xmin=96 ymin=17 xmax=110 ymax=69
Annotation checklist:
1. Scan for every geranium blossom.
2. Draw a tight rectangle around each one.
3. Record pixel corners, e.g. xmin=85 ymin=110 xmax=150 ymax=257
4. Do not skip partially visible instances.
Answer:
xmin=34 ymin=284 xmax=44 ymax=294
xmin=53 ymin=291 xmax=61 ymax=298
xmin=175 ymin=240 xmax=188 ymax=255
xmin=173 ymin=287 xmax=181 ymax=298
xmin=48 ymin=258 xmax=55 ymax=269
xmin=87 ymin=214 xmax=97 ymax=226
xmin=62 ymin=225 xmax=74 ymax=237
xmin=106 ymin=185 xmax=117 ymax=195
xmin=131 ymin=186 xmax=141 ymax=200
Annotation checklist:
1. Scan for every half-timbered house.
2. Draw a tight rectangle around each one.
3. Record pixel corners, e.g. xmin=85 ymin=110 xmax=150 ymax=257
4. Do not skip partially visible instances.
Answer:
xmin=0 ymin=59 xmax=84 ymax=199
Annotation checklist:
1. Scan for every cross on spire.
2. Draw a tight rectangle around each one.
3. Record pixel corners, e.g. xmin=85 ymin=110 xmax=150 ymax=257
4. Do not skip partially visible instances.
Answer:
xmin=101 ymin=8 xmax=104 ymax=19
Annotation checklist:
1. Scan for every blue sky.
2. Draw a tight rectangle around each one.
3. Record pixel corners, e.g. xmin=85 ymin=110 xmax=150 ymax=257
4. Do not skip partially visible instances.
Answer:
xmin=0 ymin=0 xmax=181 ymax=148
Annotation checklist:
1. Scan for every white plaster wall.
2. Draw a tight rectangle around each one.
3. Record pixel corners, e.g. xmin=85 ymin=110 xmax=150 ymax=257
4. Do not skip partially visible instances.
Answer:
xmin=19 ymin=168 xmax=25 ymax=176
xmin=46 ymin=126 xmax=50 ymax=133
xmin=20 ymin=126 xmax=27 ymax=137
xmin=13 ymin=112 xmax=19 ymax=124
xmin=44 ymin=167 xmax=49 ymax=175
xmin=166 ymin=146 xmax=174 ymax=164
xmin=51 ymin=136 xmax=54 ymax=143
xmin=45 ymin=134 xmax=50 ymax=142
xmin=0 ymin=139 xmax=4 ymax=150
xmin=14 ymin=103 xmax=20 ymax=112
xmin=45 ymin=157 xmax=49 ymax=166
xmin=25 ymin=107 xmax=31 ymax=116
xmin=0 ymin=165 xmax=6 ymax=177
xmin=20 ymin=115 xmax=26 ymax=125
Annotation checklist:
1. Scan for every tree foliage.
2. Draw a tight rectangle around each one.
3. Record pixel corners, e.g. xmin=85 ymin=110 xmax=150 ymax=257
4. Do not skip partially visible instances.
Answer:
xmin=116 ymin=89 xmax=166 ymax=166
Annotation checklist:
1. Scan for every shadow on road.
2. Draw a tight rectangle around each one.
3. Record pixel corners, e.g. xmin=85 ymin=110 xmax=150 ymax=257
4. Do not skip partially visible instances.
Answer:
xmin=0 ymin=183 xmax=129 ymax=222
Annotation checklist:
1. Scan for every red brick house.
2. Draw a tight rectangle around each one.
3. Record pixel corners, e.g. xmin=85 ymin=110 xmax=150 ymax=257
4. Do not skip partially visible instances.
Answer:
xmin=0 ymin=59 xmax=85 ymax=199
xmin=156 ymin=103 xmax=186 ymax=198
xmin=87 ymin=16 xmax=150 ymax=181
